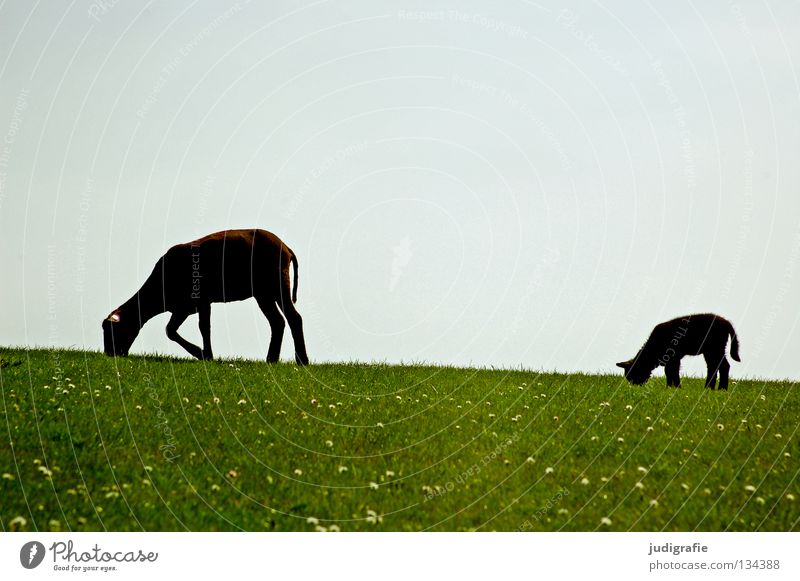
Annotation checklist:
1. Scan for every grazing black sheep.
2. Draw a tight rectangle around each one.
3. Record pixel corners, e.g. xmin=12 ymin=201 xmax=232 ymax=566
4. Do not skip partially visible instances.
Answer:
xmin=616 ymin=313 xmax=740 ymax=389
xmin=102 ymin=229 xmax=309 ymax=365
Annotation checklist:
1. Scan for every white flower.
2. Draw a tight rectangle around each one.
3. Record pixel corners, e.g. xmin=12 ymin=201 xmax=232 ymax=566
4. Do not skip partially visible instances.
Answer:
xmin=649 ymin=499 xmax=659 ymax=507
xmin=600 ymin=517 xmax=612 ymax=526
xmin=369 ymin=481 xmax=379 ymax=490
xmin=637 ymin=466 xmax=648 ymax=474
xmin=9 ymin=516 xmax=27 ymax=529
xmin=306 ymin=517 xmax=319 ymax=525
xmin=581 ymin=477 xmax=589 ymax=485
xmin=545 ymin=467 xmax=554 ymax=475
xmin=635 ymin=482 xmax=644 ymax=490
xmin=744 ymin=485 xmax=756 ymax=493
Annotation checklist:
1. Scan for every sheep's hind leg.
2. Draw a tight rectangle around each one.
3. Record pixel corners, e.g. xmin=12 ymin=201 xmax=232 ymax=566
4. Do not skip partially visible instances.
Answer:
xmin=166 ymin=311 xmax=204 ymax=360
xmin=703 ymin=351 xmax=720 ymax=389
xmin=718 ymin=357 xmax=731 ymax=390
xmin=256 ymin=297 xmax=285 ymax=363
xmin=279 ymin=299 xmax=308 ymax=366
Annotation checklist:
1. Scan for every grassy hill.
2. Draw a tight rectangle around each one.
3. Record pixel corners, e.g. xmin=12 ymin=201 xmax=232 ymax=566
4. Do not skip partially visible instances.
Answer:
xmin=1 ymin=347 xmax=797 ymax=531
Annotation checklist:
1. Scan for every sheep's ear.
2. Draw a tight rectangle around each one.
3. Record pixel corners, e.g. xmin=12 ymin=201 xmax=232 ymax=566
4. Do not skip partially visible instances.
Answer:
xmin=616 ymin=361 xmax=629 ymax=369
xmin=107 ymin=312 xmax=121 ymax=323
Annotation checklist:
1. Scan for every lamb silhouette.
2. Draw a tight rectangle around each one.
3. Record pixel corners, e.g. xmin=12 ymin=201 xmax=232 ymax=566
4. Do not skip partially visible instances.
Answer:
xmin=102 ymin=229 xmax=308 ymax=365
xmin=617 ymin=313 xmax=740 ymax=389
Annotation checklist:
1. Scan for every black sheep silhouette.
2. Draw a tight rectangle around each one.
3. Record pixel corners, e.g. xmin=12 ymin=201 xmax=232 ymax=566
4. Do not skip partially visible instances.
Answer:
xmin=617 ymin=313 xmax=740 ymax=389
xmin=102 ymin=229 xmax=309 ymax=365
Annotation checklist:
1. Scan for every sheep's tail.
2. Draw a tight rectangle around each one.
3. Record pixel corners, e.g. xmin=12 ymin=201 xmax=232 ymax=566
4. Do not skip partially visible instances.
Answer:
xmin=729 ymin=322 xmax=741 ymax=362
xmin=291 ymin=251 xmax=299 ymax=304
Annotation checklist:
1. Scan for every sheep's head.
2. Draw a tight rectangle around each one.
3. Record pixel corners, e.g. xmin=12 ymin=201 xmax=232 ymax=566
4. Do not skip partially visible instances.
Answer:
xmin=616 ymin=355 xmax=653 ymax=385
xmin=102 ymin=310 xmax=139 ymax=356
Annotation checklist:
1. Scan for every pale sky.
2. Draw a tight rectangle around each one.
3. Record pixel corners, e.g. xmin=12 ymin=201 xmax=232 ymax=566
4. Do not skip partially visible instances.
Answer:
xmin=1 ymin=0 xmax=798 ymax=380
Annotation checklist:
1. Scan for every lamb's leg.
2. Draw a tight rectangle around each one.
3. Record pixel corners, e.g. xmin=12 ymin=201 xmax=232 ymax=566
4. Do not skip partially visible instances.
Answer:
xmin=278 ymin=300 xmax=309 ymax=365
xmin=166 ymin=311 xmax=204 ymax=360
xmin=718 ymin=357 xmax=731 ymax=390
xmin=703 ymin=352 xmax=719 ymax=389
xmin=198 ymin=304 xmax=213 ymax=360
xmin=665 ymin=360 xmax=681 ymax=387
xmin=256 ymin=297 xmax=285 ymax=363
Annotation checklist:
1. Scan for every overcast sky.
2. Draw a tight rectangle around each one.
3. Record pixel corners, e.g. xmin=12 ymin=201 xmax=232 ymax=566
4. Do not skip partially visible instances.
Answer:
xmin=1 ymin=0 xmax=798 ymax=380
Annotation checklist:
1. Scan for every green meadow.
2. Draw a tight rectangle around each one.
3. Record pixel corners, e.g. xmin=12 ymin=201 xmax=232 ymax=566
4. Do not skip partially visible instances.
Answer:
xmin=1 ymin=348 xmax=797 ymax=531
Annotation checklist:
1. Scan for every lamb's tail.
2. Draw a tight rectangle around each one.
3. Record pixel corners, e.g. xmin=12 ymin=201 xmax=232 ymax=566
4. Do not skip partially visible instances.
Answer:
xmin=729 ymin=323 xmax=741 ymax=362
xmin=290 ymin=252 xmax=299 ymax=304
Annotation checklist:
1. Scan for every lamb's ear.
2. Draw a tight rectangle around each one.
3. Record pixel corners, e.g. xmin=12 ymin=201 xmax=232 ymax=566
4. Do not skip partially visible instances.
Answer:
xmin=616 ymin=361 xmax=629 ymax=369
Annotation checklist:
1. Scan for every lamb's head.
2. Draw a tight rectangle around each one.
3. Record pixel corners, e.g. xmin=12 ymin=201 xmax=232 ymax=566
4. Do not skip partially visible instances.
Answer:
xmin=616 ymin=354 xmax=653 ymax=385
xmin=102 ymin=310 xmax=139 ymax=356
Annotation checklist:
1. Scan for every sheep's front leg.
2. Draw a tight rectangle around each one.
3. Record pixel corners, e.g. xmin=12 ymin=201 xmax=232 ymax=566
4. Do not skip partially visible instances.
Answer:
xmin=665 ymin=359 xmax=681 ymax=387
xmin=166 ymin=311 xmax=204 ymax=360
xmin=198 ymin=304 xmax=213 ymax=360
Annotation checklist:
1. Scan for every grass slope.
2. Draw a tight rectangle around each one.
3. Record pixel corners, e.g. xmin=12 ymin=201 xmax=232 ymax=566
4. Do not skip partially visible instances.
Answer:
xmin=1 ymin=348 xmax=798 ymax=531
